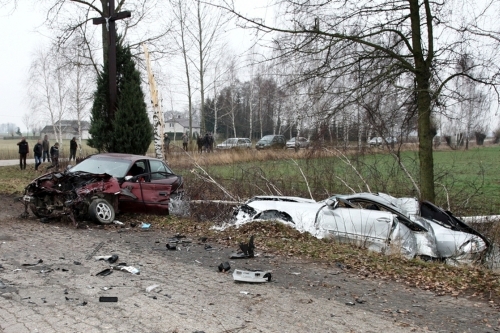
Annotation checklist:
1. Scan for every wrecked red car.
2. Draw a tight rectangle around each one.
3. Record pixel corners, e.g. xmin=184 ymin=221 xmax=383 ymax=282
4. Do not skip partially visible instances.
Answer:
xmin=22 ymin=153 xmax=184 ymax=224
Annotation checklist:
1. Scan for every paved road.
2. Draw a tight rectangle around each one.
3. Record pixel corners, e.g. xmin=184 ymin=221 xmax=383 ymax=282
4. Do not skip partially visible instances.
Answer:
xmin=0 ymin=227 xmax=420 ymax=333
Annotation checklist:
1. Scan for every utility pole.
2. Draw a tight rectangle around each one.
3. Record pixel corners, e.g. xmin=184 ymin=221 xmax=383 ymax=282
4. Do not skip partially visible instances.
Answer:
xmin=91 ymin=0 xmax=131 ymax=125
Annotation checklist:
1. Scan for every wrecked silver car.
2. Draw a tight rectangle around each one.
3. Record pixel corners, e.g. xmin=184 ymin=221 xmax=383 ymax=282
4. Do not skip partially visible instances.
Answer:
xmin=22 ymin=153 xmax=184 ymax=224
xmin=232 ymin=193 xmax=490 ymax=263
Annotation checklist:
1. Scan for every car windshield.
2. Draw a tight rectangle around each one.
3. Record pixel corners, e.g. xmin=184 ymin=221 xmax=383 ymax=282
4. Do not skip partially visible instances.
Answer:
xmin=288 ymin=138 xmax=296 ymax=142
xmin=223 ymin=138 xmax=237 ymax=145
xmin=259 ymin=135 xmax=273 ymax=143
xmin=69 ymin=158 xmax=131 ymax=178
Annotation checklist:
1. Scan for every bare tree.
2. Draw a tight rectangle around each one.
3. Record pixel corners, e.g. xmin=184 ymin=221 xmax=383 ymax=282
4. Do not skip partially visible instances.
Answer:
xmin=220 ymin=0 xmax=500 ymax=202
xmin=28 ymin=45 xmax=70 ymax=145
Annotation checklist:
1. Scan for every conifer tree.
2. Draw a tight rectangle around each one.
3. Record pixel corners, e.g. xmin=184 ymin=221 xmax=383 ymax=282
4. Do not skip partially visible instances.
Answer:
xmin=88 ymin=37 xmax=152 ymax=154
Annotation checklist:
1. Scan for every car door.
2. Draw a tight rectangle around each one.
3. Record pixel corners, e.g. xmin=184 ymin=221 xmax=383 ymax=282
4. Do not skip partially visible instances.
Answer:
xmin=315 ymin=198 xmax=394 ymax=251
xmin=141 ymin=159 xmax=173 ymax=213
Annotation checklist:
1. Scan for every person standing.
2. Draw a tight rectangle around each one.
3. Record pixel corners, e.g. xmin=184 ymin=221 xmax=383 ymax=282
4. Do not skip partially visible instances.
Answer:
xmin=33 ymin=139 xmax=43 ymax=172
xmin=42 ymin=135 xmax=50 ymax=163
xmin=17 ymin=137 xmax=29 ymax=170
xmin=69 ymin=137 xmax=78 ymax=161
xmin=182 ymin=132 xmax=188 ymax=151
xmin=163 ymin=133 xmax=171 ymax=156
xmin=46 ymin=142 xmax=60 ymax=171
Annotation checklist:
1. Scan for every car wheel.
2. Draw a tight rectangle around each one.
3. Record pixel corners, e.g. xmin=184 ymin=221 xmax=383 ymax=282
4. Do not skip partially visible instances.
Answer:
xmin=89 ymin=198 xmax=115 ymax=224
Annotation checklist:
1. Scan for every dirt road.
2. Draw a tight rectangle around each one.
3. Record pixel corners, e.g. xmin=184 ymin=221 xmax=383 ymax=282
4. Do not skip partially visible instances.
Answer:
xmin=0 ymin=196 xmax=498 ymax=333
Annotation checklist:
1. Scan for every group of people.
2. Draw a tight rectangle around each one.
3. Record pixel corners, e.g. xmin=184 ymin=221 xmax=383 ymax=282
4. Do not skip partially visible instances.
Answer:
xmin=163 ymin=132 xmax=215 ymax=155
xmin=198 ymin=132 xmax=214 ymax=153
xmin=17 ymin=135 xmax=79 ymax=172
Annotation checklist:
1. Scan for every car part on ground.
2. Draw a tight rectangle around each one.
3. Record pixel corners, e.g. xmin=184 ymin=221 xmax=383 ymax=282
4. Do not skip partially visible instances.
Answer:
xmin=255 ymin=135 xmax=286 ymax=150
xmin=229 ymin=193 xmax=490 ymax=264
xmin=233 ymin=269 xmax=272 ymax=283
xmin=22 ymin=153 xmax=184 ymax=224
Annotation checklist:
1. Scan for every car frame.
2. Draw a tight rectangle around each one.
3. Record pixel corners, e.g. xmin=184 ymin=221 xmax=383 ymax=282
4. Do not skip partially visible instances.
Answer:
xmin=231 ymin=193 xmax=490 ymax=263
xmin=216 ymin=138 xmax=252 ymax=150
xmin=22 ymin=153 xmax=184 ymax=224
xmin=255 ymin=135 xmax=286 ymax=150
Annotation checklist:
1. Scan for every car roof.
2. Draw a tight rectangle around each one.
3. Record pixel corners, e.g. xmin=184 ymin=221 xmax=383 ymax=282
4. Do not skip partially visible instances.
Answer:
xmin=88 ymin=153 xmax=161 ymax=163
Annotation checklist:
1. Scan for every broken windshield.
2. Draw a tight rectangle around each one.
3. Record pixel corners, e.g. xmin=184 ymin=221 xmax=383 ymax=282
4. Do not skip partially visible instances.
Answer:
xmin=69 ymin=158 xmax=131 ymax=178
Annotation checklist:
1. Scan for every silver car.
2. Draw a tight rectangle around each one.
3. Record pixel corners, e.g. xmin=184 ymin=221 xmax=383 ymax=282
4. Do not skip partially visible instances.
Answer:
xmin=216 ymin=138 xmax=252 ymax=150
xmin=232 ymin=193 xmax=489 ymax=263
xmin=286 ymin=137 xmax=310 ymax=149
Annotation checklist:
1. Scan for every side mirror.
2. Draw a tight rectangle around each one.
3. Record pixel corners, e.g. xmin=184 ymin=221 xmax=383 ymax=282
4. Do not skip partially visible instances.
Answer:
xmin=326 ymin=198 xmax=338 ymax=209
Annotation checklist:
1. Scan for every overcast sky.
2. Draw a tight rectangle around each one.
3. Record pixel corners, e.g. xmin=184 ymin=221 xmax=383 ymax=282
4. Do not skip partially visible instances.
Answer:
xmin=0 ymin=1 xmax=273 ymax=131
xmin=0 ymin=1 xmax=49 ymax=129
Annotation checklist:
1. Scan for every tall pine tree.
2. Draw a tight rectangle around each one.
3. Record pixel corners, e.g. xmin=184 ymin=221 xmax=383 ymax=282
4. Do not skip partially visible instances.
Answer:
xmin=88 ymin=37 xmax=152 ymax=154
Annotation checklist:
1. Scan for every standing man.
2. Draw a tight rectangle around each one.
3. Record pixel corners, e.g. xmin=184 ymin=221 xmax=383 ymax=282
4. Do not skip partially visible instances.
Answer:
xmin=42 ymin=135 xmax=50 ymax=163
xmin=69 ymin=137 xmax=78 ymax=161
xmin=33 ymin=139 xmax=43 ymax=172
xmin=17 ymin=137 xmax=29 ymax=170
xmin=182 ymin=132 xmax=188 ymax=151
xmin=163 ymin=133 xmax=171 ymax=156
xmin=46 ymin=142 xmax=60 ymax=171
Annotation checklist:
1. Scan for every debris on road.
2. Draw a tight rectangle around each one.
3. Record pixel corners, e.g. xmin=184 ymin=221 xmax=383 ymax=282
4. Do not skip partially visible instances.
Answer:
xmin=99 ymin=296 xmax=118 ymax=302
xmin=94 ymin=254 xmax=119 ymax=263
xmin=21 ymin=259 xmax=43 ymax=266
xmin=141 ymin=222 xmax=151 ymax=230
xmin=230 ymin=235 xmax=255 ymax=259
xmin=233 ymin=269 xmax=272 ymax=283
xmin=96 ymin=268 xmax=113 ymax=277
xmin=218 ymin=262 xmax=231 ymax=273
xmin=119 ymin=266 xmax=140 ymax=275
xmin=146 ymin=285 xmax=160 ymax=293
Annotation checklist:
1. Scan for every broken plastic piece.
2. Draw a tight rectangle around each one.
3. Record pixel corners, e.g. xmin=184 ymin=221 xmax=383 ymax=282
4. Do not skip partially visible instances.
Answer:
xmin=120 ymin=266 xmax=140 ymax=275
xmin=141 ymin=222 xmax=151 ymax=229
xmin=239 ymin=235 xmax=255 ymax=258
xmin=146 ymin=285 xmax=159 ymax=293
xmin=113 ymin=220 xmax=124 ymax=225
xmin=96 ymin=268 xmax=113 ymax=277
xmin=99 ymin=296 xmax=118 ymax=302
xmin=233 ymin=269 xmax=272 ymax=283
xmin=218 ymin=262 xmax=231 ymax=272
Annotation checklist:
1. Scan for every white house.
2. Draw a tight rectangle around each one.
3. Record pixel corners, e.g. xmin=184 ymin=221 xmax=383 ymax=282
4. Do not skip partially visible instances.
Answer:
xmin=41 ymin=120 xmax=91 ymax=140
xmin=164 ymin=116 xmax=201 ymax=139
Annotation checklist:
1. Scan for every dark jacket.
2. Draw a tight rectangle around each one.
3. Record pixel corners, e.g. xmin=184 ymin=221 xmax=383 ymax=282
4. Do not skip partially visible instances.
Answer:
xmin=42 ymin=139 xmax=49 ymax=152
xmin=33 ymin=143 xmax=43 ymax=156
xmin=17 ymin=141 xmax=29 ymax=154
xmin=50 ymin=146 xmax=59 ymax=159
xmin=70 ymin=139 xmax=78 ymax=150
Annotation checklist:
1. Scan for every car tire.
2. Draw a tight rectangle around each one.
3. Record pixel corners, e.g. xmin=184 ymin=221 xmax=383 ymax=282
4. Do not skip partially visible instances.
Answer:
xmin=89 ymin=198 xmax=115 ymax=224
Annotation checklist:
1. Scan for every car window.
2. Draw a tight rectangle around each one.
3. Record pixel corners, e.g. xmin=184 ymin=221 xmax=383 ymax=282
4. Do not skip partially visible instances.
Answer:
xmin=127 ymin=161 xmax=147 ymax=177
xmin=238 ymin=139 xmax=245 ymax=144
xmin=149 ymin=160 xmax=174 ymax=180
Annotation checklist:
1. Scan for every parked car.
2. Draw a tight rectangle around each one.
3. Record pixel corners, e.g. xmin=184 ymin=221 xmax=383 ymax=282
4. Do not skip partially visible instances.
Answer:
xmin=231 ymin=193 xmax=489 ymax=263
xmin=216 ymin=138 xmax=252 ymax=150
xmin=286 ymin=137 xmax=310 ymax=149
xmin=255 ymin=135 xmax=286 ymax=150
xmin=22 ymin=153 xmax=184 ymax=224
xmin=368 ymin=137 xmax=383 ymax=146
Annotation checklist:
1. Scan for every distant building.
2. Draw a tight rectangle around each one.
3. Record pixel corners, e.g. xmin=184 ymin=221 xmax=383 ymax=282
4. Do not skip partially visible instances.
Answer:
xmin=164 ymin=116 xmax=200 ymax=139
xmin=41 ymin=120 xmax=91 ymax=140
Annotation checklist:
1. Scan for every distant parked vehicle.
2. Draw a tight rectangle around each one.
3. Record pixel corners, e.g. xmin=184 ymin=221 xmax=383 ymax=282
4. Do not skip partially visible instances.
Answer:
xmin=216 ymin=138 xmax=252 ymax=150
xmin=368 ymin=137 xmax=383 ymax=146
xmin=255 ymin=135 xmax=286 ymax=150
xmin=385 ymin=137 xmax=398 ymax=145
xmin=286 ymin=137 xmax=310 ymax=149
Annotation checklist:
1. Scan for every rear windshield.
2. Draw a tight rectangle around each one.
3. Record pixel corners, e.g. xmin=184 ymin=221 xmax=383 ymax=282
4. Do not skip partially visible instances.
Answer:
xmin=69 ymin=158 xmax=131 ymax=178
xmin=259 ymin=135 xmax=274 ymax=142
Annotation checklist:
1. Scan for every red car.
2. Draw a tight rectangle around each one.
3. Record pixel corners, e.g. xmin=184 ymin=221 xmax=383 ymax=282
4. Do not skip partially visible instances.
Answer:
xmin=22 ymin=153 xmax=184 ymax=224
